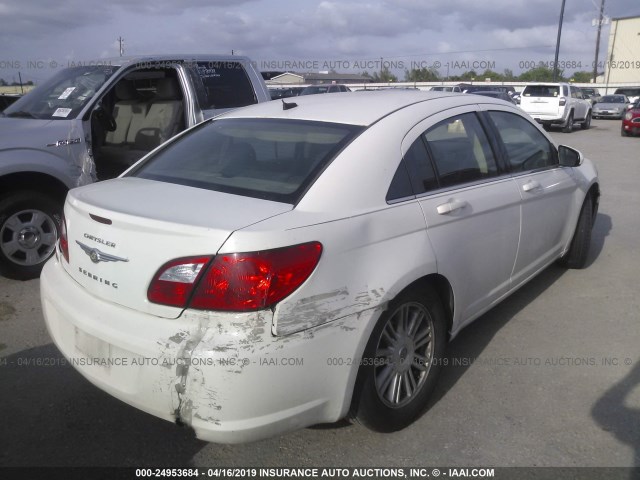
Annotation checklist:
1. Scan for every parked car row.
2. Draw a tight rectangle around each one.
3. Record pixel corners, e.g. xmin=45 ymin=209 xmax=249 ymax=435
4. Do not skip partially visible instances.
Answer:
xmin=431 ymin=82 xmax=638 ymax=136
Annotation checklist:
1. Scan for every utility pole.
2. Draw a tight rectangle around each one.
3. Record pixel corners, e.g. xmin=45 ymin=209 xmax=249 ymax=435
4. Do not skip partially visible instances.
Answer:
xmin=592 ymin=0 xmax=606 ymax=83
xmin=118 ymin=37 xmax=125 ymax=57
xmin=553 ymin=0 xmax=567 ymax=82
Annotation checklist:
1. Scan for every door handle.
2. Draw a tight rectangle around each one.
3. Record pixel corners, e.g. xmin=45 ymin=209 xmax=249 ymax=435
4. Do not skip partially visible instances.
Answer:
xmin=436 ymin=199 xmax=468 ymax=215
xmin=522 ymin=180 xmax=542 ymax=192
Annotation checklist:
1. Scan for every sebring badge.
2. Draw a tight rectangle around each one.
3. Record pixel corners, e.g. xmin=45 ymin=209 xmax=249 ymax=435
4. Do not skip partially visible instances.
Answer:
xmin=76 ymin=241 xmax=129 ymax=264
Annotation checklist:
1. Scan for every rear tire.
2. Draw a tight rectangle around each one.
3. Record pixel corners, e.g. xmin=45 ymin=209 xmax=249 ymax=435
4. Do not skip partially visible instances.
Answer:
xmin=563 ymin=112 xmax=574 ymax=133
xmin=0 ymin=191 xmax=62 ymax=280
xmin=558 ymin=197 xmax=593 ymax=269
xmin=350 ymin=287 xmax=447 ymax=432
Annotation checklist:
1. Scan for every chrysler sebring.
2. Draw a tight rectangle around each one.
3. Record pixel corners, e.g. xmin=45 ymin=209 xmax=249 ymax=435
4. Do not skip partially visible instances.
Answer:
xmin=41 ymin=91 xmax=600 ymax=443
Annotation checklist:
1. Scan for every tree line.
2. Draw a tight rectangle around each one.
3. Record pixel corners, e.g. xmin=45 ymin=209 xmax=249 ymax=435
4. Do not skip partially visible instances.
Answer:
xmin=0 ymin=79 xmax=34 ymax=87
xmin=364 ymin=66 xmax=595 ymax=83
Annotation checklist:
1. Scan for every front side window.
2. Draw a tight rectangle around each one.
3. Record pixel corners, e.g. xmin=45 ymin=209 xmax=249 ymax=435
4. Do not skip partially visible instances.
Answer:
xmin=3 ymin=66 xmax=119 ymax=120
xmin=130 ymin=118 xmax=363 ymax=204
xmin=488 ymin=111 xmax=557 ymax=172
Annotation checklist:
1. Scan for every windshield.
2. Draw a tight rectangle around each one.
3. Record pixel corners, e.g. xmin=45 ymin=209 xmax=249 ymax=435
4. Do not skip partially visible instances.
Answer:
xmin=3 ymin=66 xmax=119 ymax=120
xmin=601 ymin=95 xmax=626 ymax=103
xmin=130 ymin=118 xmax=364 ymax=204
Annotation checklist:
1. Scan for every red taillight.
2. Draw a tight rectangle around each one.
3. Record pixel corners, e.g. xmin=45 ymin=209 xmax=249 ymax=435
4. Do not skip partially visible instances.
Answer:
xmin=148 ymin=256 xmax=212 ymax=307
xmin=59 ymin=212 xmax=69 ymax=263
xmin=191 ymin=242 xmax=322 ymax=311
xmin=148 ymin=242 xmax=323 ymax=311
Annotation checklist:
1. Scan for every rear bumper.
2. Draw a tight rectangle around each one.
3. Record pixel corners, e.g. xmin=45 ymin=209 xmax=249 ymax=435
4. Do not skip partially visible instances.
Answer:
xmin=530 ymin=114 xmax=566 ymax=125
xmin=41 ymin=256 xmax=380 ymax=443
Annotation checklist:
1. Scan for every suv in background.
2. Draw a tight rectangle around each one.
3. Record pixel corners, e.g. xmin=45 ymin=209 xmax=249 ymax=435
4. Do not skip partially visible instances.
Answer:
xmin=614 ymin=87 xmax=640 ymax=104
xmin=519 ymin=83 xmax=592 ymax=133
xmin=0 ymin=54 xmax=271 ymax=279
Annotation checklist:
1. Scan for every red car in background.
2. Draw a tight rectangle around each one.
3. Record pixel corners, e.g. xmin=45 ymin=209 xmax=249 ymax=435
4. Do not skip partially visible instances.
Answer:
xmin=622 ymin=100 xmax=640 ymax=136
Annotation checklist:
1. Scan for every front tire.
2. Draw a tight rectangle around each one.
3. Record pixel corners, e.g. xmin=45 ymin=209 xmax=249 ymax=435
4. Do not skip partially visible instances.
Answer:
xmin=351 ymin=287 xmax=447 ymax=432
xmin=581 ymin=111 xmax=591 ymax=130
xmin=558 ymin=196 xmax=593 ymax=269
xmin=0 ymin=191 xmax=62 ymax=280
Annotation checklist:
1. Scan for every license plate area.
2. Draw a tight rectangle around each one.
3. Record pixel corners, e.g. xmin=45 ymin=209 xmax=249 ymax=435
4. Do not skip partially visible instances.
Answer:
xmin=75 ymin=327 xmax=111 ymax=369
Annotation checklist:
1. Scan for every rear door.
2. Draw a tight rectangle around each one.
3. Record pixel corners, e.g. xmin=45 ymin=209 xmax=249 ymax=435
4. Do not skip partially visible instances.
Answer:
xmin=402 ymin=108 xmax=521 ymax=327
xmin=485 ymin=109 xmax=578 ymax=286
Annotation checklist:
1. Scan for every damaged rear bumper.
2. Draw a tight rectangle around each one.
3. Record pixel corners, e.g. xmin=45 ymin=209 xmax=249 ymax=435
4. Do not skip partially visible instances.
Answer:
xmin=41 ymin=257 xmax=380 ymax=444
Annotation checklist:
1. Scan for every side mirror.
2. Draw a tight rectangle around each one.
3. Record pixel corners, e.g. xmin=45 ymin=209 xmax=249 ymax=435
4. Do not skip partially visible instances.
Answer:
xmin=558 ymin=145 xmax=583 ymax=167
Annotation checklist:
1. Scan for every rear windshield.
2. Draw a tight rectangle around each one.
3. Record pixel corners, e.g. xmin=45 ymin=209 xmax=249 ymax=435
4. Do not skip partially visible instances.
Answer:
xmin=523 ymin=85 xmax=561 ymax=97
xmin=130 ymin=118 xmax=363 ymax=204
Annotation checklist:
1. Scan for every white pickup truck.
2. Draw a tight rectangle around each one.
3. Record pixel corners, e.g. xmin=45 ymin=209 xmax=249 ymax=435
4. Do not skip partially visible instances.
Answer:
xmin=519 ymin=83 xmax=592 ymax=133
xmin=0 ymin=55 xmax=271 ymax=279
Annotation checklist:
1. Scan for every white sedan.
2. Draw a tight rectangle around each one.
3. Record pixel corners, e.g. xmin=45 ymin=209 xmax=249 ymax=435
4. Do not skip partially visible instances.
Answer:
xmin=41 ymin=91 xmax=600 ymax=443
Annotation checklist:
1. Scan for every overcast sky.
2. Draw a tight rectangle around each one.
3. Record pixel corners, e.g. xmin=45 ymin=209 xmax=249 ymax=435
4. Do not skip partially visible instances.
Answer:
xmin=1 ymin=0 xmax=639 ymax=83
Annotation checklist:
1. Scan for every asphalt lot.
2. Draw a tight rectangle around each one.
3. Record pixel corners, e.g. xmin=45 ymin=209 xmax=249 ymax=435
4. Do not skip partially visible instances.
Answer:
xmin=0 ymin=118 xmax=638 ymax=469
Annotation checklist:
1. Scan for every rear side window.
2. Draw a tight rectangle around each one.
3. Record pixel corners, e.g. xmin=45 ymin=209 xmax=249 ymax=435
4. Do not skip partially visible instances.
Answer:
xmin=423 ymin=113 xmax=498 ymax=188
xmin=523 ymin=85 xmax=559 ymax=98
xmin=488 ymin=111 xmax=557 ymax=172
xmin=189 ymin=62 xmax=257 ymax=109
xmin=131 ymin=118 xmax=363 ymax=204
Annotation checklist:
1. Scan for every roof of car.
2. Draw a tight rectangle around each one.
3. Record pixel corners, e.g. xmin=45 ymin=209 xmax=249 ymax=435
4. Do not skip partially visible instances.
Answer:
xmin=219 ymin=90 xmax=508 ymax=126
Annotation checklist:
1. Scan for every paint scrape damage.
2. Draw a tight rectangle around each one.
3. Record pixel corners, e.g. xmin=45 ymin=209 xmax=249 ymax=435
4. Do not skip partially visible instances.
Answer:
xmin=274 ymin=286 xmax=385 ymax=335
xmin=171 ymin=310 xmax=271 ymax=428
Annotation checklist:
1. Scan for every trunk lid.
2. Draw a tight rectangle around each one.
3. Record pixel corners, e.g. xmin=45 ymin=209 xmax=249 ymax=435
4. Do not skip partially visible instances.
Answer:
xmin=62 ymin=177 xmax=292 ymax=318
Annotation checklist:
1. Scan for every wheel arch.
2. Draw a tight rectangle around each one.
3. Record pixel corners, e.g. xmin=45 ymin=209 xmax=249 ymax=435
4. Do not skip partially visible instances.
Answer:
xmin=393 ymin=273 xmax=455 ymax=340
xmin=0 ymin=171 xmax=69 ymax=203
xmin=587 ymin=181 xmax=600 ymax=222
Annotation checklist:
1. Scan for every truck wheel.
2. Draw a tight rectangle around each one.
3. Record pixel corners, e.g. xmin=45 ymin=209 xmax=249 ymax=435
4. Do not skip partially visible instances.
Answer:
xmin=0 ymin=191 xmax=62 ymax=280
xmin=580 ymin=111 xmax=591 ymax=130
xmin=350 ymin=286 xmax=447 ymax=432
xmin=563 ymin=112 xmax=574 ymax=133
